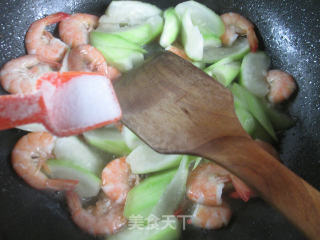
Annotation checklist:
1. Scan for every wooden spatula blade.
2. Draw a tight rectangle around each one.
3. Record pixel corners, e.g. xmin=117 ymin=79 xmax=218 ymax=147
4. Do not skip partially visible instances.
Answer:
xmin=114 ymin=52 xmax=248 ymax=153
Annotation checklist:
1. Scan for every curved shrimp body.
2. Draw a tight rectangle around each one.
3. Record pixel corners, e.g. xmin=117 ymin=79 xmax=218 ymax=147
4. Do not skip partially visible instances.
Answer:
xmin=66 ymin=191 xmax=127 ymax=235
xmin=187 ymin=162 xmax=231 ymax=206
xmin=101 ymin=157 xmax=139 ymax=205
xmin=11 ymin=132 xmax=78 ymax=191
xmin=0 ymin=55 xmax=59 ymax=94
xmin=190 ymin=202 xmax=232 ymax=229
xmin=266 ymin=70 xmax=297 ymax=104
xmin=25 ymin=12 xmax=70 ymax=62
xmin=59 ymin=13 xmax=98 ymax=48
xmin=68 ymin=44 xmax=121 ymax=80
xmin=220 ymin=12 xmax=258 ymax=52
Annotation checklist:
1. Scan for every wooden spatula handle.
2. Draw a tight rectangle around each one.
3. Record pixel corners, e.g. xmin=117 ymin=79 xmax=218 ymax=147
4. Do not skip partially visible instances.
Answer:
xmin=195 ymin=136 xmax=320 ymax=240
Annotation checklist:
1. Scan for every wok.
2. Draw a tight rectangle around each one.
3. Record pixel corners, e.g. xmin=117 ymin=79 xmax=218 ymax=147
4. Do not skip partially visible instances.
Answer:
xmin=0 ymin=0 xmax=319 ymax=239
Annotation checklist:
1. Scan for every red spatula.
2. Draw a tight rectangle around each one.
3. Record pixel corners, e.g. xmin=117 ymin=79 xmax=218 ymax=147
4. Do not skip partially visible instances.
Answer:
xmin=0 ymin=72 xmax=121 ymax=136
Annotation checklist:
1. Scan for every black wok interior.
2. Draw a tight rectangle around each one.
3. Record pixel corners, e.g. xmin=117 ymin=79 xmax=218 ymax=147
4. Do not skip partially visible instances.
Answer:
xmin=0 ymin=0 xmax=319 ymax=239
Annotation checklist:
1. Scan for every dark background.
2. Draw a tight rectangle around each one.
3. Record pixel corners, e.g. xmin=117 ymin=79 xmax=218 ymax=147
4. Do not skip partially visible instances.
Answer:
xmin=0 ymin=0 xmax=319 ymax=239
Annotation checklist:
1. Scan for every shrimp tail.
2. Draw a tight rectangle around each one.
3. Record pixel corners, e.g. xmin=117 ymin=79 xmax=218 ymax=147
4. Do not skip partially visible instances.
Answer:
xmin=230 ymin=175 xmax=256 ymax=202
xmin=248 ymin=28 xmax=259 ymax=52
xmin=46 ymin=179 xmax=79 ymax=191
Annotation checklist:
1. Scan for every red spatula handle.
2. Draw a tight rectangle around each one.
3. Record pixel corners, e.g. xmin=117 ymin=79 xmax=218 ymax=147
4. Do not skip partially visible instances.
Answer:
xmin=0 ymin=93 xmax=45 ymax=130
xmin=195 ymin=136 xmax=320 ymax=240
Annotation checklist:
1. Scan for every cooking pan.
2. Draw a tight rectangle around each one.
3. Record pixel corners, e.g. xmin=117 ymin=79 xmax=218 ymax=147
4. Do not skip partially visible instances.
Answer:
xmin=0 ymin=0 xmax=319 ymax=239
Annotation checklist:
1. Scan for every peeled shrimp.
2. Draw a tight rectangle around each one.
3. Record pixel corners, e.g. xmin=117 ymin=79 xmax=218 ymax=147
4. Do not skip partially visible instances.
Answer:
xmin=220 ymin=12 xmax=258 ymax=52
xmin=190 ymin=202 xmax=232 ymax=229
xmin=66 ymin=191 xmax=127 ymax=235
xmin=68 ymin=44 xmax=121 ymax=80
xmin=11 ymin=132 xmax=78 ymax=190
xmin=0 ymin=55 xmax=59 ymax=94
xmin=25 ymin=12 xmax=70 ymax=62
xmin=101 ymin=157 xmax=139 ymax=205
xmin=186 ymin=162 xmax=230 ymax=206
xmin=59 ymin=13 xmax=98 ymax=48
xmin=266 ymin=70 xmax=297 ymax=104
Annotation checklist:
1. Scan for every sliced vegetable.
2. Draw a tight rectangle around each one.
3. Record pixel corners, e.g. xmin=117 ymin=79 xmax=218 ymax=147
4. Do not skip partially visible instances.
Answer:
xmin=83 ymin=126 xmax=131 ymax=156
xmin=202 ymin=33 xmax=222 ymax=48
xmin=102 ymin=1 xmax=162 ymax=24
xmin=96 ymin=46 xmax=144 ymax=72
xmin=160 ymin=8 xmax=180 ymax=48
xmin=230 ymin=83 xmax=277 ymax=140
xmin=203 ymin=38 xmax=250 ymax=63
xmin=192 ymin=61 xmax=206 ymax=69
xmin=47 ymin=159 xmax=101 ymax=198
xmin=240 ymin=51 xmax=271 ymax=97
xmin=235 ymin=106 xmax=273 ymax=142
xmin=205 ymin=58 xmax=241 ymax=87
xmin=122 ymin=126 xmax=144 ymax=150
xmin=126 ymin=145 xmax=182 ymax=174
xmin=260 ymin=99 xmax=295 ymax=130
xmin=90 ymin=31 xmax=146 ymax=53
xmin=96 ymin=22 xmax=152 ymax=46
xmin=175 ymin=1 xmax=225 ymax=37
xmin=53 ymin=136 xmax=104 ymax=175
xmin=124 ymin=169 xmax=177 ymax=218
xmin=108 ymin=218 xmax=181 ymax=240
xmin=181 ymin=10 xmax=203 ymax=61
xmin=151 ymin=156 xmax=190 ymax=217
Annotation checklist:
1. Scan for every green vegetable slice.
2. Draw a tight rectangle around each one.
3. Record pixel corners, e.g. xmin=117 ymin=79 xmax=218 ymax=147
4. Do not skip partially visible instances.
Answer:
xmin=124 ymin=169 xmax=177 ymax=218
xmin=181 ymin=10 xmax=203 ymax=61
xmin=83 ymin=126 xmax=131 ymax=156
xmin=121 ymin=126 xmax=144 ymax=150
xmin=230 ymin=83 xmax=277 ymax=140
xmin=151 ymin=156 xmax=190 ymax=217
xmin=205 ymin=58 xmax=241 ymax=87
xmin=47 ymin=159 xmax=101 ymax=198
xmin=108 ymin=218 xmax=181 ymax=240
xmin=126 ymin=145 xmax=182 ymax=174
xmin=240 ymin=51 xmax=271 ymax=97
xmin=159 ymin=8 xmax=180 ymax=48
xmin=102 ymin=1 xmax=162 ymax=24
xmin=90 ymin=31 xmax=146 ymax=53
xmin=175 ymin=1 xmax=225 ymax=37
xmin=53 ymin=136 xmax=104 ymax=175
xmin=203 ymin=38 xmax=250 ymax=63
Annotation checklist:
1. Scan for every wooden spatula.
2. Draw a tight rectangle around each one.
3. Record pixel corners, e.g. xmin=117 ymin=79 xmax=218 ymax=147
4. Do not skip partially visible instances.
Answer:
xmin=114 ymin=52 xmax=320 ymax=240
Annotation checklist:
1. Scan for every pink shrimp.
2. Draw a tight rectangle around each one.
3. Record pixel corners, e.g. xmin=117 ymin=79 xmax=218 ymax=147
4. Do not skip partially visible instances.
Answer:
xmin=67 ymin=44 xmax=121 ymax=80
xmin=0 ymin=55 xmax=60 ymax=94
xmin=101 ymin=157 xmax=139 ymax=205
xmin=59 ymin=13 xmax=98 ymax=48
xmin=266 ymin=70 xmax=297 ymax=104
xmin=220 ymin=12 xmax=258 ymax=52
xmin=25 ymin=12 xmax=70 ymax=62
xmin=186 ymin=162 xmax=230 ymax=206
xmin=66 ymin=191 xmax=127 ymax=235
xmin=11 ymin=132 xmax=78 ymax=191
xmin=166 ymin=44 xmax=191 ymax=61
xmin=189 ymin=202 xmax=232 ymax=229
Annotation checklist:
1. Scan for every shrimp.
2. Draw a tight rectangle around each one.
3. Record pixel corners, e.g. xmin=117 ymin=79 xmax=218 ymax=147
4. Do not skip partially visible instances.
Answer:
xmin=101 ymin=157 xmax=139 ymax=205
xmin=189 ymin=202 xmax=232 ymax=230
xmin=220 ymin=12 xmax=258 ymax=52
xmin=11 ymin=132 xmax=78 ymax=191
xmin=266 ymin=70 xmax=297 ymax=104
xmin=0 ymin=55 xmax=60 ymax=94
xmin=25 ymin=12 xmax=70 ymax=62
xmin=59 ymin=13 xmax=98 ymax=48
xmin=166 ymin=44 xmax=191 ymax=61
xmin=186 ymin=162 xmax=230 ymax=206
xmin=67 ymin=44 xmax=121 ymax=80
xmin=66 ymin=191 xmax=127 ymax=235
